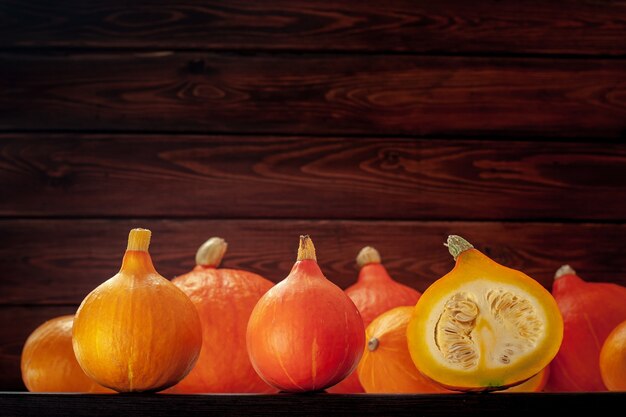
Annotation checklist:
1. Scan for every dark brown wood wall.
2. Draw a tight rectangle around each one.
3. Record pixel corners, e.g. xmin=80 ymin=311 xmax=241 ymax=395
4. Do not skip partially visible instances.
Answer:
xmin=1 ymin=0 xmax=626 ymax=390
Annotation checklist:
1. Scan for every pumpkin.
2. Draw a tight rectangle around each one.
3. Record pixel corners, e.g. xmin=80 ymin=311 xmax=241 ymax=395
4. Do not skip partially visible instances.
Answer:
xmin=406 ymin=235 xmax=563 ymax=392
xmin=600 ymin=320 xmax=626 ymax=391
xmin=547 ymin=265 xmax=626 ymax=392
xmin=168 ymin=237 xmax=276 ymax=393
xmin=72 ymin=228 xmax=202 ymax=392
xmin=357 ymin=306 xmax=450 ymax=393
xmin=329 ymin=246 xmax=422 ymax=393
xmin=246 ymin=235 xmax=365 ymax=392
xmin=21 ymin=315 xmax=112 ymax=393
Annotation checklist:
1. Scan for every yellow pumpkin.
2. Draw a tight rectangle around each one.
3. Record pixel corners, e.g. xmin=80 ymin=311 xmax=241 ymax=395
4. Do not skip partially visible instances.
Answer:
xmin=407 ymin=235 xmax=563 ymax=391
xmin=73 ymin=228 xmax=202 ymax=392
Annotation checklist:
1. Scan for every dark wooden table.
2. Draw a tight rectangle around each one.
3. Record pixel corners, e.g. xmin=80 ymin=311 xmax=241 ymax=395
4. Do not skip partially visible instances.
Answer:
xmin=1 ymin=392 xmax=623 ymax=417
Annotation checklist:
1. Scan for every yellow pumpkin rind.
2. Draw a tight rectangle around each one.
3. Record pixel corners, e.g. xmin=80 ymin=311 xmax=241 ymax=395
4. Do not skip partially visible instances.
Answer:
xmin=407 ymin=248 xmax=563 ymax=391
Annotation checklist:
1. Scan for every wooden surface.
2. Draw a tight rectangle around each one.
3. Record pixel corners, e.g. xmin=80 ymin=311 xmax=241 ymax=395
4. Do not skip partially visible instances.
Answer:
xmin=3 ymin=135 xmax=626 ymax=220
xmin=1 ymin=1 xmax=626 ymax=55
xmin=1 ymin=54 xmax=626 ymax=137
xmin=2 ymin=219 xmax=626 ymax=306
xmin=3 ymin=0 xmax=626 ymax=394
xmin=1 ymin=392 xmax=625 ymax=417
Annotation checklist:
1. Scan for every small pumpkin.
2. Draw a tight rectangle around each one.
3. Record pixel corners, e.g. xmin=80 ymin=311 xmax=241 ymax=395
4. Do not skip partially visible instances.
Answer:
xmin=407 ymin=235 xmax=563 ymax=392
xmin=246 ymin=235 xmax=365 ymax=392
xmin=600 ymin=320 xmax=626 ymax=391
xmin=73 ymin=228 xmax=202 ymax=392
xmin=168 ymin=237 xmax=276 ymax=393
xmin=329 ymin=246 xmax=422 ymax=393
xmin=21 ymin=315 xmax=112 ymax=393
xmin=357 ymin=306 xmax=450 ymax=393
xmin=547 ymin=265 xmax=626 ymax=392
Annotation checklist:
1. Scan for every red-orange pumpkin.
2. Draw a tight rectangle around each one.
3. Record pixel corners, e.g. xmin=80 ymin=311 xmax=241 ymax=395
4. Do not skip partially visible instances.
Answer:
xmin=246 ymin=235 xmax=365 ymax=392
xmin=547 ymin=265 xmax=626 ymax=392
xmin=168 ymin=237 xmax=276 ymax=393
xmin=329 ymin=246 xmax=421 ymax=393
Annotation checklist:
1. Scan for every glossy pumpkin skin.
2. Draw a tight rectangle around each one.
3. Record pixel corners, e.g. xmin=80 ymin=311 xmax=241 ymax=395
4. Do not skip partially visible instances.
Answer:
xmin=73 ymin=229 xmax=202 ymax=393
xmin=169 ymin=238 xmax=276 ymax=393
xmin=358 ymin=306 xmax=450 ymax=393
xmin=547 ymin=266 xmax=626 ymax=392
xmin=21 ymin=315 xmax=112 ymax=393
xmin=407 ymin=236 xmax=563 ymax=392
xmin=600 ymin=320 xmax=626 ymax=391
xmin=329 ymin=247 xmax=421 ymax=393
xmin=246 ymin=236 xmax=365 ymax=392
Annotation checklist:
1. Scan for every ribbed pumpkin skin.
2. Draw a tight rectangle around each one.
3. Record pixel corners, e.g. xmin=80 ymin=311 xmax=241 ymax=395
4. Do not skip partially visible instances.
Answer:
xmin=329 ymin=260 xmax=421 ymax=393
xmin=247 ymin=258 xmax=365 ymax=392
xmin=549 ymin=271 xmax=626 ymax=392
xmin=169 ymin=266 xmax=276 ymax=393
xmin=73 ymin=233 xmax=203 ymax=393
xmin=21 ymin=315 xmax=112 ymax=393
xmin=358 ymin=306 xmax=450 ymax=394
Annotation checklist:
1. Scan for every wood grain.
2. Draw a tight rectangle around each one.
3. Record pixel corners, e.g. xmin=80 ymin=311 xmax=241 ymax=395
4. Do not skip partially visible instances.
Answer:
xmin=1 ymin=1 xmax=626 ymax=55
xmin=1 ymin=392 xmax=625 ymax=416
xmin=0 ymin=306 xmax=79 ymax=391
xmin=1 ymin=219 xmax=625 ymax=305
xmin=1 ymin=53 xmax=626 ymax=138
xmin=3 ymin=134 xmax=626 ymax=220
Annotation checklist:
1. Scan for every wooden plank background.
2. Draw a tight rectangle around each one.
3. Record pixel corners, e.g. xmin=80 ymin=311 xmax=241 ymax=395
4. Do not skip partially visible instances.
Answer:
xmin=1 ymin=0 xmax=626 ymax=391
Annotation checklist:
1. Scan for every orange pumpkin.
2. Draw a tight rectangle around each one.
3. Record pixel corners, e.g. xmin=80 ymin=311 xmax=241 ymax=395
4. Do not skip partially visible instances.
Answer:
xmin=246 ymin=235 xmax=365 ymax=392
xmin=357 ymin=306 xmax=450 ymax=393
xmin=168 ymin=237 xmax=276 ymax=393
xmin=21 ymin=315 xmax=112 ymax=393
xmin=600 ymin=320 xmax=626 ymax=391
xmin=407 ymin=235 xmax=563 ymax=392
xmin=73 ymin=228 xmax=202 ymax=392
xmin=547 ymin=265 xmax=626 ymax=392
xmin=329 ymin=246 xmax=421 ymax=393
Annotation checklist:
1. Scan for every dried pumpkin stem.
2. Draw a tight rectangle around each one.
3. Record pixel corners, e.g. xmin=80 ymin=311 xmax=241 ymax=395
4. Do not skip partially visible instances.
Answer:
xmin=357 ymin=246 xmax=381 ymax=268
xmin=196 ymin=237 xmax=228 ymax=267
xmin=127 ymin=228 xmax=151 ymax=252
xmin=297 ymin=235 xmax=317 ymax=261
xmin=445 ymin=235 xmax=474 ymax=261
xmin=367 ymin=337 xmax=379 ymax=352
xmin=555 ymin=264 xmax=576 ymax=280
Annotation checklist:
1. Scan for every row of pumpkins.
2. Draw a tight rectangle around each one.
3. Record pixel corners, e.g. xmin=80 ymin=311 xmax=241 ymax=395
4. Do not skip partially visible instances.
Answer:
xmin=22 ymin=229 xmax=626 ymax=394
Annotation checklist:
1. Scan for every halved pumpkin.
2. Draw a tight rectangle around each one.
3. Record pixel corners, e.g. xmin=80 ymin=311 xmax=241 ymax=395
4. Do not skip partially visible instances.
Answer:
xmin=406 ymin=235 xmax=563 ymax=392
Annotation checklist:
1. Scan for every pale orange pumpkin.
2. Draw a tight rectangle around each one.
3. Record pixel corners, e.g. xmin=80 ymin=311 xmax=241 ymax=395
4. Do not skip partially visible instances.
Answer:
xmin=357 ymin=306 xmax=450 ymax=393
xmin=168 ymin=237 xmax=276 ymax=393
xmin=21 ymin=315 xmax=112 ymax=393
xmin=329 ymin=246 xmax=422 ymax=393
xmin=246 ymin=235 xmax=365 ymax=392
xmin=73 ymin=228 xmax=202 ymax=392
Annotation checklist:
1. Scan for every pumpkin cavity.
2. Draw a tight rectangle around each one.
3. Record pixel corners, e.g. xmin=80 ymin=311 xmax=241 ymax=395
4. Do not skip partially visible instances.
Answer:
xmin=433 ymin=283 xmax=544 ymax=371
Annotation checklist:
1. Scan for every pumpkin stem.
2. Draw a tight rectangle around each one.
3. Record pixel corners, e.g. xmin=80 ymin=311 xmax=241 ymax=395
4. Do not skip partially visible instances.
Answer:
xmin=195 ymin=237 xmax=228 ymax=267
xmin=127 ymin=228 xmax=151 ymax=252
xmin=357 ymin=246 xmax=381 ymax=268
xmin=297 ymin=235 xmax=317 ymax=262
xmin=367 ymin=337 xmax=379 ymax=352
xmin=445 ymin=235 xmax=474 ymax=261
xmin=555 ymin=264 xmax=576 ymax=279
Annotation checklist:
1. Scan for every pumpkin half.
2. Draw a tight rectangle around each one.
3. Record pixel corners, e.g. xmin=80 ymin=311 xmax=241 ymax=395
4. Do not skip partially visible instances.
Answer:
xmin=407 ymin=235 xmax=563 ymax=391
